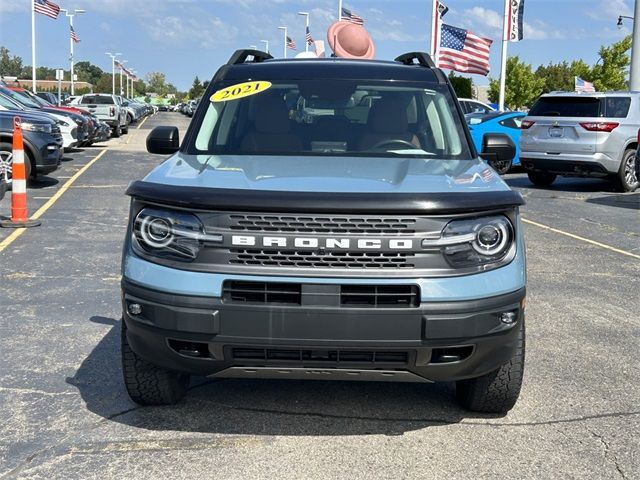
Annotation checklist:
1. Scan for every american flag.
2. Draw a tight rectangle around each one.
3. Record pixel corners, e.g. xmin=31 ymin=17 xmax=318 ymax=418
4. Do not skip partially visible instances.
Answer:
xmin=34 ymin=0 xmax=60 ymax=19
xmin=286 ymin=36 xmax=297 ymax=50
xmin=575 ymin=77 xmax=595 ymax=93
xmin=70 ymin=25 xmax=80 ymax=43
xmin=305 ymin=26 xmax=313 ymax=45
xmin=439 ymin=24 xmax=492 ymax=76
xmin=341 ymin=7 xmax=364 ymax=25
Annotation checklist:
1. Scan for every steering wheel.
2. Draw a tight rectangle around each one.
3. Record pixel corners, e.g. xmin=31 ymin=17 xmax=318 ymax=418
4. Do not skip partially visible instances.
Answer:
xmin=370 ymin=139 xmax=419 ymax=150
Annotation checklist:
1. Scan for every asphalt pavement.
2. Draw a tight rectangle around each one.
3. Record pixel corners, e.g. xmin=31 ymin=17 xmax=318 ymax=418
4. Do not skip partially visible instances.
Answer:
xmin=0 ymin=113 xmax=638 ymax=479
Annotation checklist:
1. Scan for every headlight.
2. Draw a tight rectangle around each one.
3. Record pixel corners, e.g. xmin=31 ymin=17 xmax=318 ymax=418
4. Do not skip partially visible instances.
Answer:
xmin=132 ymin=208 xmax=221 ymax=261
xmin=21 ymin=122 xmax=52 ymax=133
xmin=423 ymin=215 xmax=514 ymax=268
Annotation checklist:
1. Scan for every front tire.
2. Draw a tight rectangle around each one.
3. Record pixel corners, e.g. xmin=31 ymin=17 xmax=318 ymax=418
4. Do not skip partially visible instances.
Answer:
xmin=0 ymin=141 xmax=33 ymax=189
xmin=527 ymin=171 xmax=557 ymax=187
xmin=613 ymin=148 xmax=638 ymax=192
xmin=456 ymin=320 xmax=525 ymax=414
xmin=121 ymin=320 xmax=189 ymax=406
xmin=489 ymin=158 xmax=513 ymax=175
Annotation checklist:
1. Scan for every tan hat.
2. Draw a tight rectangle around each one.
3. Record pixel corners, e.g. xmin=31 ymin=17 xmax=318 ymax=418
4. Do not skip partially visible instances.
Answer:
xmin=327 ymin=21 xmax=375 ymax=59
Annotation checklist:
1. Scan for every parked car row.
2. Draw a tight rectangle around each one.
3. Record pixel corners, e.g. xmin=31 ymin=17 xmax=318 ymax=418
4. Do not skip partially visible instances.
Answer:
xmin=174 ymin=98 xmax=200 ymax=117
xmin=463 ymin=91 xmax=639 ymax=192
xmin=0 ymin=91 xmax=155 ymax=198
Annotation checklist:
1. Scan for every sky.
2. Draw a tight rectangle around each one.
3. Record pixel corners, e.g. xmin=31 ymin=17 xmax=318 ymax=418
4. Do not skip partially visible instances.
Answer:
xmin=0 ymin=0 xmax=634 ymax=91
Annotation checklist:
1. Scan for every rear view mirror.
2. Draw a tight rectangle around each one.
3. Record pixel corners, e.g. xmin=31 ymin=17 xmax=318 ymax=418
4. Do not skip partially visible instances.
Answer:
xmin=480 ymin=133 xmax=515 ymax=163
xmin=146 ymin=126 xmax=180 ymax=154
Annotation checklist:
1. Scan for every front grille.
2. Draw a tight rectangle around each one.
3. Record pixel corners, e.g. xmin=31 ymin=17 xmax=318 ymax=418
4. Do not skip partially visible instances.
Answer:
xmin=228 ymin=214 xmax=416 ymax=235
xmin=223 ymin=281 xmax=301 ymax=305
xmin=222 ymin=281 xmax=420 ymax=308
xmin=340 ymin=285 xmax=420 ymax=308
xmin=229 ymin=249 xmax=415 ymax=269
xmin=232 ymin=347 xmax=409 ymax=364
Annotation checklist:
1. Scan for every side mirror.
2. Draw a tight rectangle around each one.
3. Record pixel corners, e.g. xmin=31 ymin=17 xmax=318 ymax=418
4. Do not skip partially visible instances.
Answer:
xmin=480 ymin=133 xmax=516 ymax=163
xmin=146 ymin=126 xmax=180 ymax=154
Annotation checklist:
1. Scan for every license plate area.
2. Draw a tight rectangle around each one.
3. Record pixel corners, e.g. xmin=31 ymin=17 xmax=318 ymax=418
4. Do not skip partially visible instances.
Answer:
xmin=548 ymin=126 xmax=564 ymax=138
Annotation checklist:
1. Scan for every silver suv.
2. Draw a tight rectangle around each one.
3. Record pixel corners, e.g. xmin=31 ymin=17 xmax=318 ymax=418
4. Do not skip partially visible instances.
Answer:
xmin=520 ymin=92 xmax=639 ymax=192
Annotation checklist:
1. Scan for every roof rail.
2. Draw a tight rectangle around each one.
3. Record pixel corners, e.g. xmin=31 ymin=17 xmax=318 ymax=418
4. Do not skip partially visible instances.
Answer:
xmin=394 ymin=52 xmax=436 ymax=68
xmin=227 ymin=49 xmax=273 ymax=66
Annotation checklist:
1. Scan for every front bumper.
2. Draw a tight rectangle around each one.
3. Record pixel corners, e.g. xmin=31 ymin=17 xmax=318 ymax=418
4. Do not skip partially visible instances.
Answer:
xmin=520 ymin=151 xmax=618 ymax=176
xmin=32 ymin=138 xmax=62 ymax=175
xmin=122 ymin=277 xmax=525 ymax=383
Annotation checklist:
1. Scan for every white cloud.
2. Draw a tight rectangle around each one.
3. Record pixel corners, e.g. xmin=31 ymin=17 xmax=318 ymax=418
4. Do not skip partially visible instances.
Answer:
xmin=462 ymin=6 xmax=563 ymax=41
xmin=586 ymin=0 xmax=631 ymax=21
xmin=146 ymin=15 xmax=239 ymax=48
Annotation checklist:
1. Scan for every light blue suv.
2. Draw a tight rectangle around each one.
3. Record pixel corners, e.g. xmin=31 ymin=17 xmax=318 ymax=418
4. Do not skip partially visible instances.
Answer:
xmin=120 ymin=51 xmax=526 ymax=413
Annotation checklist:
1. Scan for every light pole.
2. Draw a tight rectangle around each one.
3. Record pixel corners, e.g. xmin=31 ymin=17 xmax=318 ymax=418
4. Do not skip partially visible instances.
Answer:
xmin=129 ymin=70 xmax=136 ymax=98
xmin=119 ymin=59 xmax=128 ymax=96
xmin=278 ymin=26 xmax=287 ymax=58
xmin=260 ymin=39 xmax=269 ymax=54
xmin=60 ymin=8 xmax=85 ymax=95
xmin=298 ymin=12 xmax=309 ymax=52
xmin=620 ymin=4 xmax=640 ymax=91
xmin=105 ymin=52 xmax=121 ymax=95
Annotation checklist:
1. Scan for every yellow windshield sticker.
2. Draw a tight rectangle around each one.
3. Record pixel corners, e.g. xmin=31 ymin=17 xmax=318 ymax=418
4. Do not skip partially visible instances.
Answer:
xmin=210 ymin=81 xmax=272 ymax=102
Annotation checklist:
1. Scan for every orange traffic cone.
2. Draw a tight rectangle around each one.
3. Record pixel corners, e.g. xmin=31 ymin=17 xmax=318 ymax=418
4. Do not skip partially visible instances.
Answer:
xmin=0 ymin=117 xmax=41 ymax=228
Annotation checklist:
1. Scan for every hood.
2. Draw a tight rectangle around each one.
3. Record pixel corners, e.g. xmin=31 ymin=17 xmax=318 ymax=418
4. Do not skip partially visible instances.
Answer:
xmin=129 ymin=153 xmax=524 ymax=214
xmin=0 ymin=109 xmax=56 ymax=125
xmin=143 ymin=153 xmax=511 ymax=194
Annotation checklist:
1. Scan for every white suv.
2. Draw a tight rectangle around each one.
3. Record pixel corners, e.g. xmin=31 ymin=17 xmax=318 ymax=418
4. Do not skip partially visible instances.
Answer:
xmin=520 ymin=92 xmax=639 ymax=192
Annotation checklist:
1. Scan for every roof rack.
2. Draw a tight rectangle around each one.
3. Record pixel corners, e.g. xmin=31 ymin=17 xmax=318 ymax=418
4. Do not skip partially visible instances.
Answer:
xmin=227 ymin=49 xmax=273 ymax=66
xmin=394 ymin=52 xmax=436 ymax=68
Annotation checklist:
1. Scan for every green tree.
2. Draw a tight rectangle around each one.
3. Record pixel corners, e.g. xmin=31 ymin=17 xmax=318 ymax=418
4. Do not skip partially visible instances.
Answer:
xmin=448 ymin=71 xmax=473 ymax=98
xmin=536 ymin=61 xmax=574 ymax=93
xmin=591 ymin=35 xmax=631 ymax=91
xmin=74 ymin=61 xmax=104 ymax=86
xmin=489 ymin=56 xmax=544 ymax=109
xmin=147 ymin=71 xmax=170 ymax=96
xmin=188 ymin=76 xmax=204 ymax=99
xmin=0 ymin=46 xmax=23 ymax=77
xmin=95 ymin=73 xmax=114 ymax=93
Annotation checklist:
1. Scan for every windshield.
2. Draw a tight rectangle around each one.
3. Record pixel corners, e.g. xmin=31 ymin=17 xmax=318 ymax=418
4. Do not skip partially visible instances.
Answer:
xmin=191 ymin=80 xmax=472 ymax=159
xmin=0 ymin=93 xmax=25 ymax=111
xmin=0 ymin=87 xmax=42 ymax=109
xmin=26 ymin=92 xmax=53 ymax=107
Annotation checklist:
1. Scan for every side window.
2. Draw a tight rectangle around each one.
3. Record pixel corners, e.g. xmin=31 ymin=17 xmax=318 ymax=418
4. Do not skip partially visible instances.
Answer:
xmin=80 ymin=95 xmax=95 ymax=104
xmin=469 ymin=102 xmax=490 ymax=114
xmin=499 ymin=117 xmax=522 ymax=129
xmin=605 ymin=97 xmax=631 ymax=118
xmin=459 ymin=101 xmax=469 ymax=114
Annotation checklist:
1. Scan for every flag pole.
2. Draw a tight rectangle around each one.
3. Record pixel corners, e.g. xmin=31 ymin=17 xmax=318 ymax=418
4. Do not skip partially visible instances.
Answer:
xmin=338 ymin=0 xmax=343 ymax=20
xmin=498 ymin=0 xmax=510 ymax=111
xmin=31 ymin=0 xmax=37 ymax=92
xmin=69 ymin=16 xmax=74 ymax=95
xmin=430 ymin=0 xmax=437 ymax=58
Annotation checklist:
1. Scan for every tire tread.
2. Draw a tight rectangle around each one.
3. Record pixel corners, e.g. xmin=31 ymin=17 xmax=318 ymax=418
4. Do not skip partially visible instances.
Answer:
xmin=121 ymin=320 xmax=188 ymax=406
xmin=456 ymin=320 xmax=525 ymax=413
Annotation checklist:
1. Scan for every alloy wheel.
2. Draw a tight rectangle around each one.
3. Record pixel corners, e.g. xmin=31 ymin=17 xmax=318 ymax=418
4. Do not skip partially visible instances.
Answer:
xmin=624 ymin=153 xmax=638 ymax=189
xmin=0 ymin=149 xmax=13 ymax=186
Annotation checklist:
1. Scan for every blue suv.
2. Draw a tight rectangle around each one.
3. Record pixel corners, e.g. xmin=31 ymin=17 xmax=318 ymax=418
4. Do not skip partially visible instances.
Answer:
xmin=121 ymin=51 xmax=526 ymax=413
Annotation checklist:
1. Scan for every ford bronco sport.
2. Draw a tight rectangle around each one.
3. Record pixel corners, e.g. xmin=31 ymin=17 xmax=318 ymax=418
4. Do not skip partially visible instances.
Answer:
xmin=121 ymin=51 xmax=526 ymax=413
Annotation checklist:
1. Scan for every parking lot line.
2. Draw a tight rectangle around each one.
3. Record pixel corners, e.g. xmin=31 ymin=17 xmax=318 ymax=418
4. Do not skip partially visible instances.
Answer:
xmin=0 ymin=148 xmax=109 ymax=254
xmin=522 ymin=217 xmax=640 ymax=260
xmin=137 ymin=116 xmax=150 ymax=130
